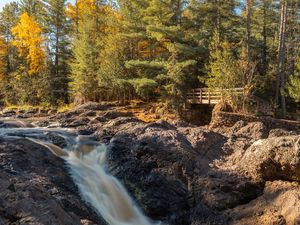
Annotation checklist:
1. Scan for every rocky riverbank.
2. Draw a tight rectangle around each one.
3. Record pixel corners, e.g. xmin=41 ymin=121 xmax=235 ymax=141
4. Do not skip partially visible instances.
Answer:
xmin=1 ymin=102 xmax=300 ymax=225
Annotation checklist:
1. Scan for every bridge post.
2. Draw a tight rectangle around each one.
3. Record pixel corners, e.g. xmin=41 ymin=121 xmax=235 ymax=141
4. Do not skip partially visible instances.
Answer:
xmin=208 ymin=89 xmax=211 ymax=104
xmin=200 ymin=89 xmax=202 ymax=104
xmin=193 ymin=89 xmax=195 ymax=103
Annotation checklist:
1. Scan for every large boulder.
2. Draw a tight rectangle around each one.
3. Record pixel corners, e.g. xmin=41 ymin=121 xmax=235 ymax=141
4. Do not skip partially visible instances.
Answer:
xmin=233 ymin=121 xmax=269 ymax=140
xmin=102 ymin=119 xmax=263 ymax=225
xmin=229 ymin=181 xmax=300 ymax=225
xmin=236 ymin=136 xmax=300 ymax=182
xmin=73 ymin=102 xmax=114 ymax=111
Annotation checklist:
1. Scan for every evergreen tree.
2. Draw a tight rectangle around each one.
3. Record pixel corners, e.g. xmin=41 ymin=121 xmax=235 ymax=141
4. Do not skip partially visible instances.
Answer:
xmin=145 ymin=0 xmax=198 ymax=113
xmin=97 ymin=6 xmax=129 ymax=101
xmin=275 ymin=0 xmax=288 ymax=117
xmin=43 ymin=0 xmax=70 ymax=104
xmin=70 ymin=9 xmax=101 ymax=103
xmin=207 ymin=31 xmax=242 ymax=90
xmin=0 ymin=37 xmax=8 ymax=102
xmin=185 ymin=0 xmax=242 ymax=88
xmin=288 ymin=49 xmax=300 ymax=103
xmin=0 ymin=2 xmax=20 ymax=73
xmin=20 ymin=0 xmax=45 ymax=17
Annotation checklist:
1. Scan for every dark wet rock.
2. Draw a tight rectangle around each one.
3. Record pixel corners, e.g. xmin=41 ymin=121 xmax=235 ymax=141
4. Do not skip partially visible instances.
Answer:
xmin=77 ymin=126 xmax=97 ymax=135
xmin=16 ymin=113 xmax=30 ymax=119
xmin=16 ymin=112 xmax=38 ymax=119
xmin=0 ymin=121 xmax=25 ymax=128
xmin=91 ymin=116 xmax=108 ymax=123
xmin=194 ymin=173 xmax=263 ymax=211
xmin=74 ymin=102 xmax=112 ymax=111
xmin=39 ymin=109 xmax=49 ymax=114
xmin=190 ymin=203 xmax=230 ymax=225
xmin=68 ymin=117 xmax=90 ymax=128
xmin=0 ymin=110 xmax=17 ymax=117
xmin=48 ymin=109 xmax=57 ymax=115
xmin=80 ymin=110 xmax=97 ymax=117
xmin=178 ymin=127 xmax=228 ymax=166
xmin=2 ymin=103 xmax=300 ymax=225
xmin=46 ymin=133 xmax=68 ymax=148
xmin=26 ymin=108 xmax=39 ymax=114
xmin=103 ymin=118 xmax=262 ymax=224
xmin=0 ymin=137 xmax=106 ymax=225
xmin=107 ymin=134 xmax=191 ymax=224
xmin=34 ymin=120 xmax=50 ymax=127
xmin=100 ymin=111 xmax=133 ymax=119
xmin=17 ymin=109 xmax=26 ymax=114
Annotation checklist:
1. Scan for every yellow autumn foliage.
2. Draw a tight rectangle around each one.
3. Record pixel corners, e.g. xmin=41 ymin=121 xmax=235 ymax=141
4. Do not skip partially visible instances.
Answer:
xmin=11 ymin=13 xmax=46 ymax=75
xmin=0 ymin=37 xmax=7 ymax=81
xmin=66 ymin=0 xmax=96 ymax=25
xmin=67 ymin=1 xmax=121 ymax=33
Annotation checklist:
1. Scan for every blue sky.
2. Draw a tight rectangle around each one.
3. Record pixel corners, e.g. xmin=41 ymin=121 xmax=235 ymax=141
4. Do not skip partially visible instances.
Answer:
xmin=0 ymin=0 xmax=14 ymax=10
xmin=0 ymin=0 xmax=75 ymax=10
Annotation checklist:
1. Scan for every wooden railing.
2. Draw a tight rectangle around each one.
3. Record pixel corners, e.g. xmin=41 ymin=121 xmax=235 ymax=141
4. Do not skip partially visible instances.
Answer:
xmin=186 ymin=88 xmax=244 ymax=105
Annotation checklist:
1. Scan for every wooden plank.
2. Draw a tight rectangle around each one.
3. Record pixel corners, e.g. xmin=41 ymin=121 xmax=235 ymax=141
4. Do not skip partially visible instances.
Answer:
xmin=186 ymin=87 xmax=244 ymax=105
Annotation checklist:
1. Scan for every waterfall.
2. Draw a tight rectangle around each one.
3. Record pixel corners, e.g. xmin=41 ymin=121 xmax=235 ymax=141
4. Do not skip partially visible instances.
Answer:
xmin=0 ymin=125 xmax=158 ymax=225
xmin=65 ymin=144 xmax=154 ymax=225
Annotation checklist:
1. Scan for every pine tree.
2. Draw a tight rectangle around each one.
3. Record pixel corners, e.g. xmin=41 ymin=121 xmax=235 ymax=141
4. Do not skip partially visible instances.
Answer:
xmin=20 ymin=0 xmax=45 ymax=17
xmin=66 ymin=0 xmax=99 ymax=35
xmin=144 ymin=0 xmax=198 ymax=113
xmin=251 ymin=0 xmax=278 ymax=76
xmin=0 ymin=2 xmax=20 ymax=73
xmin=286 ymin=0 xmax=299 ymax=79
xmin=69 ymin=3 xmax=102 ymax=103
xmin=275 ymin=0 xmax=288 ymax=117
xmin=288 ymin=52 xmax=300 ymax=102
xmin=43 ymin=0 xmax=70 ymax=104
xmin=184 ymin=0 xmax=242 ymax=89
xmin=119 ymin=0 xmax=165 ymax=102
xmin=207 ymin=30 xmax=242 ymax=90
xmin=97 ymin=6 xmax=128 ymax=100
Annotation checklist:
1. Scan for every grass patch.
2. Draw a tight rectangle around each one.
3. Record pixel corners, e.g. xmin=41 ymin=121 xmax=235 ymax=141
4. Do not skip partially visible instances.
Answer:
xmin=57 ymin=103 xmax=76 ymax=113
xmin=4 ymin=104 xmax=52 ymax=112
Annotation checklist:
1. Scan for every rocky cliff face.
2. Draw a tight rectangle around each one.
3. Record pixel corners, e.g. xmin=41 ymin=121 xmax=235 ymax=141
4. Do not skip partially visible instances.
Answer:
xmin=0 ymin=137 xmax=106 ymax=225
xmin=1 ymin=102 xmax=300 ymax=225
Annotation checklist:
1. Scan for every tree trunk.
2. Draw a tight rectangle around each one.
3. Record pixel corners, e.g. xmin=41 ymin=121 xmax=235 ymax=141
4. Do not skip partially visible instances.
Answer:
xmin=244 ymin=0 xmax=254 ymax=87
xmin=75 ymin=0 xmax=79 ymax=35
xmin=262 ymin=0 xmax=268 ymax=76
xmin=246 ymin=0 xmax=253 ymax=70
xmin=275 ymin=0 xmax=288 ymax=117
xmin=216 ymin=0 xmax=221 ymax=41
xmin=287 ymin=0 xmax=298 ymax=76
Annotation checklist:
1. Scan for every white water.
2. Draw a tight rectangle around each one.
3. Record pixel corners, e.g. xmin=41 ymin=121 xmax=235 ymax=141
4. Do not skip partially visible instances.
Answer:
xmin=66 ymin=145 xmax=154 ymax=225
xmin=0 ymin=125 xmax=157 ymax=225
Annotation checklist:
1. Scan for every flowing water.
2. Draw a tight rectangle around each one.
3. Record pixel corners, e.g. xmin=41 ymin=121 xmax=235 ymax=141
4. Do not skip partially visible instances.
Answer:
xmin=0 ymin=120 xmax=157 ymax=225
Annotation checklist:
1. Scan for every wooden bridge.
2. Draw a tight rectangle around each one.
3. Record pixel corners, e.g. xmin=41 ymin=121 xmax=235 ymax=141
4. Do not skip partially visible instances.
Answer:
xmin=187 ymin=88 xmax=244 ymax=105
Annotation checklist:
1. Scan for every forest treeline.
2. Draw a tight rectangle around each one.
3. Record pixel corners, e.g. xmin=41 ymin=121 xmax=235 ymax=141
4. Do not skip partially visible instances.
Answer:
xmin=0 ymin=0 xmax=299 ymax=117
